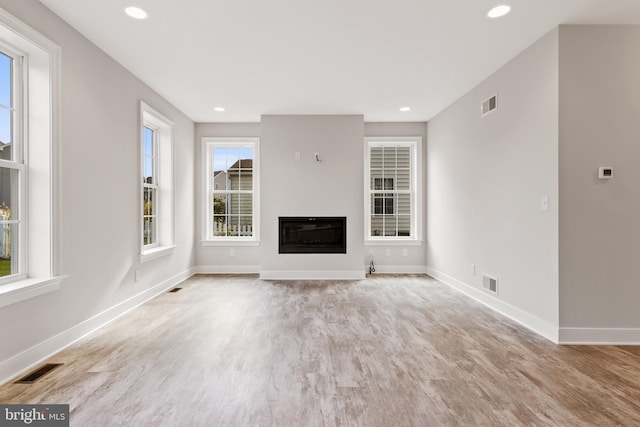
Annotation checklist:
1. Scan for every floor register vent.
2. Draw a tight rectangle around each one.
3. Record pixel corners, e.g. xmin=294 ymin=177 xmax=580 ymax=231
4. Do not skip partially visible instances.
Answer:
xmin=15 ymin=363 xmax=63 ymax=384
xmin=482 ymin=274 xmax=498 ymax=295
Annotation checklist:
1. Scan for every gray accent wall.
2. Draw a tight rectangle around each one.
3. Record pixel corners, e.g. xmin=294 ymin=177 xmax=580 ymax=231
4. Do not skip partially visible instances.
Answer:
xmin=427 ymin=29 xmax=560 ymax=336
xmin=260 ymin=115 xmax=365 ymax=278
xmin=559 ymin=25 xmax=640 ymax=331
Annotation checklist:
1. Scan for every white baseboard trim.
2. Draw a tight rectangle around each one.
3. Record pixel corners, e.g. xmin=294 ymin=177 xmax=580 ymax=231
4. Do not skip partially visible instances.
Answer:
xmin=426 ymin=266 xmax=559 ymax=344
xmin=364 ymin=265 xmax=428 ymax=274
xmin=194 ymin=265 xmax=260 ymax=274
xmin=0 ymin=267 xmax=196 ymax=386
xmin=559 ymin=328 xmax=640 ymax=345
xmin=260 ymin=270 xmax=366 ymax=280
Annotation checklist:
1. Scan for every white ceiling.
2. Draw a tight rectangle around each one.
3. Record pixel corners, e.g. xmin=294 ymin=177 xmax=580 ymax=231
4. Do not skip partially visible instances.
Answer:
xmin=38 ymin=0 xmax=640 ymax=123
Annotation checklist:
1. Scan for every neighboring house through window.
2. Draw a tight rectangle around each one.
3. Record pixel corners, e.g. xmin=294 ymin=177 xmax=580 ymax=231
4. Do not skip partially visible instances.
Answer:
xmin=140 ymin=102 xmax=175 ymax=262
xmin=202 ymin=137 xmax=259 ymax=244
xmin=365 ymin=137 xmax=421 ymax=241
xmin=0 ymin=9 xmax=62 ymax=307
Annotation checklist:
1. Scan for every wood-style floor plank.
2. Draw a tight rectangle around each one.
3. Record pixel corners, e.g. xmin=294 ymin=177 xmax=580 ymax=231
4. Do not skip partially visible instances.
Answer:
xmin=1 ymin=274 xmax=639 ymax=426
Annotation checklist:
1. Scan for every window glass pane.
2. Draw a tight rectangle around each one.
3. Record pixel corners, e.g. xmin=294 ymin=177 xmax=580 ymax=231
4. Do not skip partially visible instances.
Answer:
xmin=213 ymin=215 xmax=228 ymax=236
xmin=397 ymin=147 xmax=411 ymax=169
xmin=397 ymin=193 xmax=410 ymax=215
xmin=237 ymin=169 xmax=253 ymax=191
xmin=0 ymin=52 xmax=10 ymax=108
xmin=383 ymin=177 xmax=394 ymax=190
xmin=397 ymin=168 xmax=410 ymax=190
xmin=0 ymin=223 xmax=17 ymax=278
xmin=143 ymin=186 xmax=157 ymax=246
xmin=143 ymin=126 xmax=154 ymax=184
xmin=384 ymin=196 xmax=395 ymax=215
xmin=213 ymin=194 xmax=227 ymax=215
xmin=383 ymin=216 xmax=398 ymax=237
xmin=0 ymin=167 xmax=18 ymax=218
xmin=370 ymin=215 xmax=383 ymax=237
xmin=0 ymin=108 xmax=11 ymax=161
xmin=143 ymin=217 xmax=155 ymax=245
xmin=371 ymin=175 xmax=383 ymax=190
xmin=398 ymin=216 xmax=411 ymax=237
xmin=228 ymin=193 xmax=240 ymax=215
xmin=383 ymin=146 xmax=397 ymax=169
xmin=372 ymin=194 xmax=383 ymax=215
xmin=370 ymin=147 xmax=383 ymax=169
xmin=213 ymin=170 xmax=227 ymax=191
xmin=238 ymin=193 xmax=252 ymax=215
xmin=143 ymin=188 xmax=155 ymax=216
xmin=227 ymin=216 xmax=240 ymax=236
xmin=239 ymin=216 xmax=253 ymax=237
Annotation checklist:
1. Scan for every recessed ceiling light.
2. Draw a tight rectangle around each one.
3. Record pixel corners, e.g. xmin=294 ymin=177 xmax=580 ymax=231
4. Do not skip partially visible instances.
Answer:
xmin=124 ymin=6 xmax=148 ymax=20
xmin=487 ymin=5 xmax=511 ymax=18
xmin=214 ymin=107 xmax=225 ymax=112
xmin=399 ymin=106 xmax=411 ymax=112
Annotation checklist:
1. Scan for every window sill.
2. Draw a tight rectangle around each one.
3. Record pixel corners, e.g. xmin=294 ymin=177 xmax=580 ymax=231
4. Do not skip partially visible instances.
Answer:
xmin=0 ymin=275 xmax=66 ymax=309
xmin=365 ymin=239 xmax=424 ymax=246
xmin=200 ymin=240 xmax=260 ymax=247
xmin=139 ymin=245 xmax=176 ymax=263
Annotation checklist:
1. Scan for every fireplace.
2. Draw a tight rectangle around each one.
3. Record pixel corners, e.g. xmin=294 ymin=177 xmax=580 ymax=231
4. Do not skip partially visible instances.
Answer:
xmin=279 ymin=217 xmax=346 ymax=254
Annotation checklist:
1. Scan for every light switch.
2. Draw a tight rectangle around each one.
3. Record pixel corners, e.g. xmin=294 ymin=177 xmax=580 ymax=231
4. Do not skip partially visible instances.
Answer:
xmin=294 ymin=151 xmax=301 ymax=160
xmin=541 ymin=195 xmax=549 ymax=211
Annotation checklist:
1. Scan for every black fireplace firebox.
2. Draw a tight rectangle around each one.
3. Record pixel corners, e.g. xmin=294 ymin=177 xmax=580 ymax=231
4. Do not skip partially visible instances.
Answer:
xmin=279 ymin=217 xmax=346 ymax=254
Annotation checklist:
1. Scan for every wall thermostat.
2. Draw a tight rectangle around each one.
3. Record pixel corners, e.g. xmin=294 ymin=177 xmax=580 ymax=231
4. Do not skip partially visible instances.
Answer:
xmin=598 ymin=167 xmax=613 ymax=179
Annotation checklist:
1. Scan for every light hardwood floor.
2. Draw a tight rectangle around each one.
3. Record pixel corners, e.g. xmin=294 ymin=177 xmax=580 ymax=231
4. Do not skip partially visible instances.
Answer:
xmin=1 ymin=274 xmax=640 ymax=426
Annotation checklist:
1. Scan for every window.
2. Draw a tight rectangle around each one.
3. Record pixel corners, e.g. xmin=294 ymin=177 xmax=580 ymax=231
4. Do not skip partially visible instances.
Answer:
xmin=0 ymin=46 xmax=23 ymax=282
xmin=142 ymin=125 xmax=158 ymax=247
xmin=202 ymin=137 xmax=259 ymax=244
xmin=365 ymin=137 xmax=421 ymax=241
xmin=0 ymin=8 xmax=62 ymax=308
xmin=140 ymin=102 xmax=174 ymax=262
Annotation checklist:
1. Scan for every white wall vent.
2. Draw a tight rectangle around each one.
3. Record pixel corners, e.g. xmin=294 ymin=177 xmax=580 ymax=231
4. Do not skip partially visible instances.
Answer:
xmin=482 ymin=274 xmax=498 ymax=295
xmin=481 ymin=94 xmax=497 ymax=116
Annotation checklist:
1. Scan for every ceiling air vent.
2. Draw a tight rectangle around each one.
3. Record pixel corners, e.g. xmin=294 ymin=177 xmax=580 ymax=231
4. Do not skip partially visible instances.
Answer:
xmin=482 ymin=274 xmax=498 ymax=295
xmin=481 ymin=94 xmax=497 ymax=117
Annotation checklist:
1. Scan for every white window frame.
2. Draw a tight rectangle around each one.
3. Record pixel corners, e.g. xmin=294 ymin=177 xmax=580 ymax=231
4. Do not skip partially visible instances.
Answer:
xmin=364 ymin=137 xmax=422 ymax=244
xmin=139 ymin=102 xmax=175 ymax=263
xmin=201 ymin=137 xmax=260 ymax=246
xmin=0 ymin=8 xmax=64 ymax=308
xmin=142 ymin=124 xmax=159 ymax=250
xmin=0 ymin=42 xmax=26 ymax=285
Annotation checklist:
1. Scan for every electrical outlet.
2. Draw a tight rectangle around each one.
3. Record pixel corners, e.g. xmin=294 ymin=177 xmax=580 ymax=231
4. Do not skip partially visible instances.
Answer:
xmin=402 ymin=249 xmax=408 ymax=257
xmin=229 ymin=249 xmax=235 ymax=257
xmin=385 ymin=249 xmax=391 ymax=256
xmin=134 ymin=270 xmax=140 ymax=282
xmin=294 ymin=151 xmax=300 ymax=160
xmin=471 ymin=264 xmax=476 ymax=276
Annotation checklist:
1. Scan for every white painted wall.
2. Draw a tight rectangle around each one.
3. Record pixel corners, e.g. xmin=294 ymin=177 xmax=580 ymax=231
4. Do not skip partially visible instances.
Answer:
xmin=0 ymin=0 xmax=195 ymax=380
xmin=426 ymin=29 xmax=560 ymax=340
xmin=559 ymin=26 xmax=640 ymax=335
xmin=260 ymin=115 xmax=364 ymax=279
xmin=364 ymin=123 xmax=427 ymax=273
xmin=194 ymin=123 xmax=261 ymax=272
